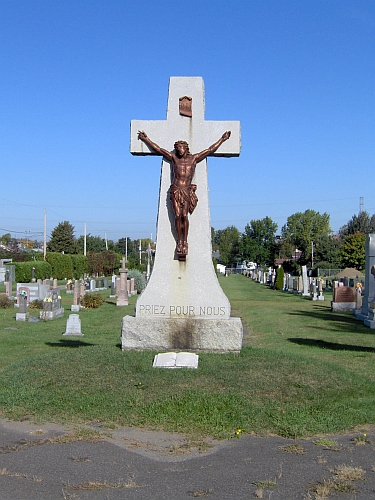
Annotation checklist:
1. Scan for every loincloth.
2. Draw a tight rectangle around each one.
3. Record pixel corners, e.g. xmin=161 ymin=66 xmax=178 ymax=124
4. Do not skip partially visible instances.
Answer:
xmin=170 ymin=184 xmax=198 ymax=214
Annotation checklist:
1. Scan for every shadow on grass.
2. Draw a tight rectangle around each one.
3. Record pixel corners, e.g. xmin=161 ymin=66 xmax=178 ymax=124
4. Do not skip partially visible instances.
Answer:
xmin=288 ymin=307 xmax=372 ymax=334
xmin=288 ymin=337 xmax=375 ymax=353
xmin=105 ymin=300 xmax=117 ymax=306
xmin=45 ymin=339 xmax=96 ymax=348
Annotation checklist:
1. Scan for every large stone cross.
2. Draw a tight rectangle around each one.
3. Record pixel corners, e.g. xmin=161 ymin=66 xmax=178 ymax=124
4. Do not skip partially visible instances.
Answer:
xmin=129 ymin=77 xmax=241 ymax=321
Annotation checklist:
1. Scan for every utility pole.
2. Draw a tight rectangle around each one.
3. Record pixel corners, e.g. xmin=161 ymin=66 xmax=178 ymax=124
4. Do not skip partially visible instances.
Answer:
xmin=139 ymin=239 xmax=142 ymax=265
xmin=104 ymin=229 xmax=108 ymax=250
xmin=125 ymin=237 xmax=128 ymax=263
xmin=84 ymin=222 xmax=87 ymax=256
xmin=43 ymin=209 xmax=47 ymax=260
xmin=311 ymin=240 xmax=314 ymax=269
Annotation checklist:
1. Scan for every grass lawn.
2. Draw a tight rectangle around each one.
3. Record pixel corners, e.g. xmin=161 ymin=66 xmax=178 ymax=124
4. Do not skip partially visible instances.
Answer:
xmin=0 ymin=275 xmax=375 ymax=439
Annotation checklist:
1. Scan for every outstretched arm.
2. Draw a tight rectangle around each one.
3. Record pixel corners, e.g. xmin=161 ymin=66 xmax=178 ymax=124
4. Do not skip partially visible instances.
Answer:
xmin=138 ymin=131 xmax=173 ymax=161
xmin=194 ymin=131 xmax=231 ymax=163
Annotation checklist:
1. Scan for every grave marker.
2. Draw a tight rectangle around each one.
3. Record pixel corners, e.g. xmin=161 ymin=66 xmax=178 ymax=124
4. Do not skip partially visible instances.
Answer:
xmin=122 ymin=77 xmax=243 ymax=351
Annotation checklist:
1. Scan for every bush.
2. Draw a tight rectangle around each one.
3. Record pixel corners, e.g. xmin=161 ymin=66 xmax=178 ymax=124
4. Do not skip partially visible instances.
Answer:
xmin=28 ymin=299 xmax=44 ymax=309
xmin=14 ymin=261 xmax=52 ymax=282
xmin=274 ymin=267 xmax=285 ymax=290
xmin=0 ymin=294 xmax=13 ymax=308
xmin=127 ymin=269 xmax=146 ymax=293
xmin=81 ymin=293 xmax=104 ymax=309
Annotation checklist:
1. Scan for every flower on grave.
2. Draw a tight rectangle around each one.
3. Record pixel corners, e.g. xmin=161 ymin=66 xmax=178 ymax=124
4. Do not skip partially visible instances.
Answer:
xmin=43 ymin=297 xmax=53 ymax=302
xmin=67 ymin=279 xmax=72 ymax=284
xmin=355 ymin=282 xmax=363 ymax=289
xmin=58 ymin=296 xmax=61 ymax=300
xmin=19 ymin=290 xmax=28 ymax=299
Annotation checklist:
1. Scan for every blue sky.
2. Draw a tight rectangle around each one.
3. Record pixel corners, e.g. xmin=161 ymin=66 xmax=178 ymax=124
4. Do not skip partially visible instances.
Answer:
xmin=1 ymin=0 xmax=374 ymax=244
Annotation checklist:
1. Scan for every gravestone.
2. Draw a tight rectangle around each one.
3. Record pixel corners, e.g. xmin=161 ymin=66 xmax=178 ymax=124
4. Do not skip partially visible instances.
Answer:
xmin=16 ymin=291 xmax=29 ymax=321
xmin=301 ymin=265 xmax=310 ymax=296
xmin=364 ymin=266 xmax=375 ymax=328
xmin=110 ymin=274 xmax=116 ymax=298
xmin=331 ymin=286 xmax=355 ymax=311
xmin=356 ymin=234 xmax=375 ymax=322
xmin=317 ymin=279 xmax=324 ymax=301
xmin=354 ymin=286 xmax=362 ymax=313
xmin=312 ymin=280 xmax=318 ymax=301
xmin=63 ymin=314 xmax=83 ymax=336
xmin=16 ymin=283 xmax=49 ymax=303
xmin=16 ymin=286 xmax=31 ymax=305
xmin=80 ymin=281 xmax=85 ymax=300
xmin=40 ymin=289 xmax=64 ymax=320
xmin=116 ymin=258 xmax=129 ymax=306
xmin=122 ymin=77 xmax=243 ymax=351
xmin=71 ymin=280 xmax=80 ymax=312
xmin=5 ymin=281 xmax=12 ymax=299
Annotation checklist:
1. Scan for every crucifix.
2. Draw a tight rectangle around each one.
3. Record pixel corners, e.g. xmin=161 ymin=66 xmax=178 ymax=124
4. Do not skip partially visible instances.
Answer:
xmin=122 ymin=77 xmax=243 ymax=351
xmin=130 ymin=77 xmax=241 ymax=262
xmin=137 ymin=129 xmax=231 ymax=259
xmin=130 ymin=77 xmax=240 ymax=320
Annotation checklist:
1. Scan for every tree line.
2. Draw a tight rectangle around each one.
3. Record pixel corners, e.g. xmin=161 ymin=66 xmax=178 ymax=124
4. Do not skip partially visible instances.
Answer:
xmin=213 ymin=210 xmax=375 ymax=271
xmin=2 ymin=210 xmax=374 ymax=273
xmin=0 ymin=221 xmax=153 ymax=273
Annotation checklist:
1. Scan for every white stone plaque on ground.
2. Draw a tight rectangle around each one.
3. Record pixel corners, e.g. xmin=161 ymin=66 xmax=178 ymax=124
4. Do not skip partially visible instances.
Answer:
xmin=153 ymin=352 xmax=199 ymax=369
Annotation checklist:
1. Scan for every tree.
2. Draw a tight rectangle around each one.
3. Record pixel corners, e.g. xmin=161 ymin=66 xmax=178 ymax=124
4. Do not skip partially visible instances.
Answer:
xmin=281 ymin=210 xmax=331 ymax=263
xmin=241 ymin=216 xmax=278 ymax=266
xmin=76 ymin=234 xmax=106 ymax=253
xmin=340 ymin=232 xmax=366 ymax=270
xmin=47 ymin=221 xmax=76 ymax=254
xmin=0 ymin=233 xmax=11 ymax=247
xmin=313 ymin=235 xmax=342 ymax=269
xmin=87 ymin=250 xmax=120 ymax=276
xmin=339 ymin=211 xmax=375 ymax=237
xmin=215 ymin=226 xmax=240 ymax=266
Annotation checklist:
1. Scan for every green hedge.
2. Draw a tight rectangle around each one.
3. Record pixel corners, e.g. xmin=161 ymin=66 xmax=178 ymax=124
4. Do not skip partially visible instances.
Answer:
xmin=14 ymin=261 xmax=52 ymax=283
xmin=45 ymin=253 xmax=74 ymax=279
xmin=70 ymin=254 xmax=88 ymax=279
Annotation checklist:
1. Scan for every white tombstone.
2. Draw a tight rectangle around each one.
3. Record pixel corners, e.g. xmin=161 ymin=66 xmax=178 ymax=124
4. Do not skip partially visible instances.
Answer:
xmin=122 ymin=77 xmax=243 ymax=351
xmin=301 ymin=266 xmax=310 ymax=296
xmin=63 ymin=314 xmax=83 ymax=336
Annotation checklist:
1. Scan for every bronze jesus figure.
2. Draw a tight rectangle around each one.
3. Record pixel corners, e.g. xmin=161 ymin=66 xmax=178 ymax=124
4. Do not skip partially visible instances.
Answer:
xmin=138 ymin=130 xmax=231 ymax=259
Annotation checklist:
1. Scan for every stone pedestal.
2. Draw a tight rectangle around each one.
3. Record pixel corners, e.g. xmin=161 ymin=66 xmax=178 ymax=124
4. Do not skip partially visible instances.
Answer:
xmin=122 ymin=77 xmax=243 ymax=352
xmin=40 ymin=308 xmax=64 ymax=320
xmin=16 ymin=312 xmax=29 ymax=321
xmin=71 ymin=280 xmax=80 ymax=310
xmin=5 ymin=281 xmax=12 ymax=299
xmin=80 ymin=282 xmax=85 ymax=300
xmin=122 ymin=316 xmax=243 ymax=352
xmin=116 ymin=260 xmax=129 ymax=306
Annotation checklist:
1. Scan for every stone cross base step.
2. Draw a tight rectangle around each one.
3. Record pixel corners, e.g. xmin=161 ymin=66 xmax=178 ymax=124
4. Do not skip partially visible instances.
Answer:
xmin=16 ymin=312 xmax=29 ymax=322
xmin=121 ymin=316 xmax=243 ymax=352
